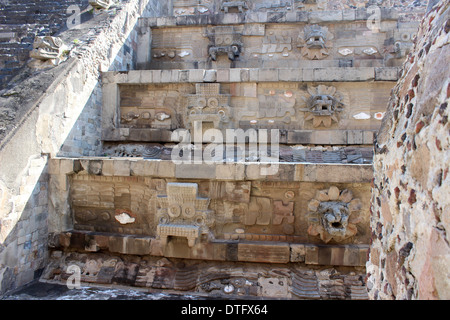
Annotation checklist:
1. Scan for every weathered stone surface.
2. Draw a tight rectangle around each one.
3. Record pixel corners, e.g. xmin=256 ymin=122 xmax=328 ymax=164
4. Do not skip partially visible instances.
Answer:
xmin=368 ymin=1 xmax=450 ymax=300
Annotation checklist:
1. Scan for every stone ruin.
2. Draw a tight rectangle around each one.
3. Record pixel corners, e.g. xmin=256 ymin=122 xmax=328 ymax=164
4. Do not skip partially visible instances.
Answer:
xmin=1 ymin=0 xmax=443 ymax=300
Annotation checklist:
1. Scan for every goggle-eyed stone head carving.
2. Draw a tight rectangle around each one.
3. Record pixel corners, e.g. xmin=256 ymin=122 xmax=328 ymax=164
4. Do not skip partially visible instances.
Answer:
xmin=298 ymin=25 xmax=332 ymax=60
xmin=307 ymin=186 xmax=362 ymax=243
xmin=306 ymin=94 xmax=344 ymax=116
xmin=304 ymin=25 xmax=328 ymax=50
xmin=300 ymin=85 xmax=345 ymax=128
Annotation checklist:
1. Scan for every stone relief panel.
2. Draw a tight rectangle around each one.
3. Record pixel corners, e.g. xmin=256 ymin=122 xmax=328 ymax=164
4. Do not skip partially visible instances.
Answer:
xmin=150 ymin=27 xmax=205 ymax=68
xmin=66 ymin=174 xmax=370 ymax=246
xmin=109 ymin=82 xmax=393 ymax=142
xmin=119 ymin=84 xmax=193 ymax=130
xmin=146 ymin=22 xmax=418 ymax=69
xmin=185 ymin=83 xmax=232 ymax=130
xmin=71 ymin=176 xmax=158 ymax=235
xmin=156 ymin=183 xmax=214 ymax=247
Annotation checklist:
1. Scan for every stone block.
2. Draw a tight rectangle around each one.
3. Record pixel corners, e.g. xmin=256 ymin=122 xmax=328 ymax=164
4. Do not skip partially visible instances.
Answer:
xmin=162 ymin=241 xmax=227 ymax=261
xmin=150 ymin=161 xmax=175 ymax=178
xmin=313 ymin=68 xmax=374 ymax=82
xmin=238 ymin=243 xmax=290 ymax=263
xmin=160 ymin=70 xmax=172 ymax=83
xmin=59 ymin=159 xmax=75 ymax=175
xmin=245 ymin=163 xmax=264 ymax=180
xmin=343 ymin=9 xmax=356 ymax=21
xmin=216 ymin=69 xmax=229 ymax=82
xmin=175 ymin=164 xmax=216 ymax=179
xmin=305 ymin=245 xmax=319 ymax=265
xmin=48 ymin=160 xmax=60 ymax=175
xmin=259 ymin=69 xmax=278 ymax=82
xmin=375 ymin=67 xmax=400 ymax=81
xmin=127 ymin=70 xmax=141 ymax=83
xmin=229 ymin=68 xmax=241 ymax=82
xmin=113 ymin=160 xmax=130 ymax=176
xmin=140 ymin=71 xmax=152 ymax=83
xmin=203 ymin=70 xmax=216 ymax=82
xmin=216 ymin=163 xmax=245 ymax=180
xmin=102 ymin=160 xmax=114 ymax=176
xmin=279 ymin=68 xmax=302 ymax=82
xmin=108 ymin=236 xmax=126 ymax=254
xmin=149 ymin=239 xmax=164 ymax=256
xmin=249 ymin=69 xmax=259 ymax=81
xmin=347 ymin=130 xmax=364 ymax=144
xmin=290 ymin=244 xmax=306 ymax=262
xmin=309 ymin=10 xmax=343 ymax=23
xmin=126 ymin=237 xmax=152 ymax=255
xmin=152 ymin=70 xmax=162 ymax=83
xmin=285 ymin=12 xmax=297 ymax=22
xmin=363 ymin=131 xmax=375 ymax=144
xmin=189 ymin=69 xmax=204 ymax=82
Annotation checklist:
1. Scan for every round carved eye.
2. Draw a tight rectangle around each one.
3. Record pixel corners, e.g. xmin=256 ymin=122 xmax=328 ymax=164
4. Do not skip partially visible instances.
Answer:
xmin=182 ymin=205 xmax=196 ymax=218
xmin=218 ymin=109 xmax=226 ymax=119
xmin=401 ymin=33 xmax=410 ymax=41
xmin=197 ymin=97 xmax=207 ymax=108
xmin=215 ymin=36 xmax=223 ymax=45
xmin=208 ymin=97 xmax=219 ymax=108
xmin=224 ymin=36 xmax=233 ymax=45
xmin=141 ymin=112 xmax=151 ymax=120
xmin=168 ymin=205 xmax=181 ymax=218
xmin=195 ymin=215 xmax=204 ymax=225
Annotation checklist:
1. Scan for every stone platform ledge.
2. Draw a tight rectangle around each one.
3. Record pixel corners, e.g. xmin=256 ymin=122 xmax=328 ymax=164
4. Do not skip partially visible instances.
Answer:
xmin=102 ymin=128 xmax=378 ymax=145
xmin=49 ymin=158 xmax=373 ymax=183
xmin=139 ymin=8 xmax=401 ymax=28
xmin=49 ymin=230 xmax=368 ymax=267
xmin=102 ymin=67 xmax=401 ymax=84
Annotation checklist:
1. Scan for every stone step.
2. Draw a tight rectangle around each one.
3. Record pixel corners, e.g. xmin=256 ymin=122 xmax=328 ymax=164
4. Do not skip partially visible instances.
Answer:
xmin=103 ymin=67 xmax=401 ymax=84
xmin=140 ymin=8 xmax=401 ymax=28
xmin=49 ymin=157 xmax=374 ymax=183
xmin=49 ymin=230 xmax=369 ymax=267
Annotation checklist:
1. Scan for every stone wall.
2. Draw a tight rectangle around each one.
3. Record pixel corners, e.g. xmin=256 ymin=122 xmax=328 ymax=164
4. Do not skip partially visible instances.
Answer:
xmin=366 ymin=0 xmax=449 ymax=299
xmin=0 ymin=0 xmax=169 ymax=296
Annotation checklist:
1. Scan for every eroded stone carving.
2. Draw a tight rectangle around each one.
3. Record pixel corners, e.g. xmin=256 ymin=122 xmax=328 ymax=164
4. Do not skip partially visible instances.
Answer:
xmin=243 ymin=197 xmax=271 ymax=226
xmin=261 ymin=31 xmax=292 ymax=56
xmin=157 ymin=224 xmax=200 ymax=247
xmin=89 ymin=0 xmax=113 ymax=9
xmin=273 ymin=201 xmax=295 ymax=235
xmin=207 ymin=26 xmax=243 ymax=61
xmin=220 ymin=0 xmax=248 ymax=13
xmin=186 ymin=83 xmax=232 ymax=129
xmin=307 ymin=186 xmax=362 ymax=243
xmin=156 ymin=183 xmax=214 ymax=246
xmin=300 ymin=85 xmax=344 ymax=128
xmin=297 ymin=25 xmax=332 ymax=60
xmin=29 ymin=36 xmax=66 ymax=65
